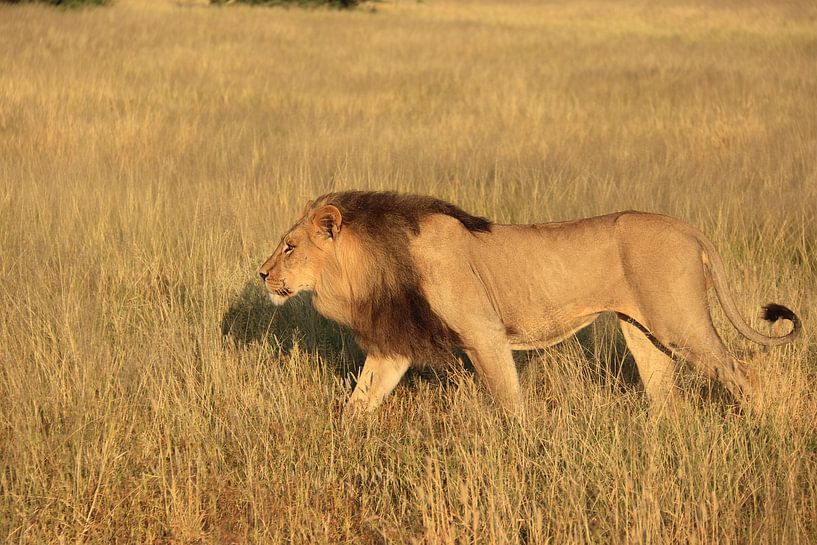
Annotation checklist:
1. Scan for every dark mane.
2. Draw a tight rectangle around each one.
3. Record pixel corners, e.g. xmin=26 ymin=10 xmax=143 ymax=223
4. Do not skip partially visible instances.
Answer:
xmin=312 ymin=191 xmax=492 ymax=362
xmin=314 ymin=191 xmax=492 ymax=237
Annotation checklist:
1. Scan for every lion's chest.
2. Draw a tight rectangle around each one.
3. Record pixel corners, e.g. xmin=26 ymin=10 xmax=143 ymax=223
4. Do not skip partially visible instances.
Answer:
xmin=311 ymin=293 xmax=354 ymax=328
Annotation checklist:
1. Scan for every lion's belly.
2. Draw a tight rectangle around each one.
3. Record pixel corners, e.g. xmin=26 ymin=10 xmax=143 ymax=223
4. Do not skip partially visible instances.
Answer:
xmin=505 ymin=313 xmax=600 ymax=350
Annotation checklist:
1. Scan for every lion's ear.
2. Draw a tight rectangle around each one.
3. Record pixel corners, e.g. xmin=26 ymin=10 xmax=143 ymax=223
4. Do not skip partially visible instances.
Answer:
xmin=311 ymin=204 xmax=342 ymax=240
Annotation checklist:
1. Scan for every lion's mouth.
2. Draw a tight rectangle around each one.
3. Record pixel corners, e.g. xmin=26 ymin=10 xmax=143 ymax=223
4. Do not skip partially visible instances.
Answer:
xmin=265 ymin=280 xmax=293 ymax=305
xmin=274 ymin=286 xmax=292 ymax=298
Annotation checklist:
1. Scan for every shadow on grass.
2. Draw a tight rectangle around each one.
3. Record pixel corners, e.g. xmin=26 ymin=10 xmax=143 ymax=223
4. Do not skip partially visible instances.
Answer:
xmin=575 ymin=317 xmax=642 ymax=394
xmin=220 ymin=281 xmax=365 ymax=377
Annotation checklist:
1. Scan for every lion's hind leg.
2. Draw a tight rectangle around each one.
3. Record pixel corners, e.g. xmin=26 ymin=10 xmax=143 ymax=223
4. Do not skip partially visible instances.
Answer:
xmin=633 ymin=309 xmax=757 ymax=406
xmin=670 ymin=335 xmax=757 ymax=407
xmin=619 ymin=318 xmax=676 ymax=406
xmin=622 ymin=239 xmax=757 ymax=406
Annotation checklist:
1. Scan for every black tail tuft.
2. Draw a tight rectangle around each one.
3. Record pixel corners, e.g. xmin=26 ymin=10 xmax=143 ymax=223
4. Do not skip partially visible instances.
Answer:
xmin=761 ymin=303 xmax=802 ymax=341
xmin=762 ymin=303 xmax=796 ymax=323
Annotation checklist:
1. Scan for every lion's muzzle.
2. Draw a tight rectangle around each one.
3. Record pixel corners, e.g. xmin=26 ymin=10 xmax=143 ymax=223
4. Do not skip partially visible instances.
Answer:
xmin=261 ymin=274 xmax=292 ymax=303
xmin=273 ymin=285 xmax=292 ymax=298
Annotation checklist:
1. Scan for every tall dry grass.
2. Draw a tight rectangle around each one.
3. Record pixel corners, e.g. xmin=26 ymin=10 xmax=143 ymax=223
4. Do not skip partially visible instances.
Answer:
xmin=1 ymin=0 xmax=816 ymax=543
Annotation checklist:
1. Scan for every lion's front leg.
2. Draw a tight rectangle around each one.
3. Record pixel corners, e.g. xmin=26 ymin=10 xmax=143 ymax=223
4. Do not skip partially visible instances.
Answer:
xmin=464 ymin=340 xmax=522 ymax=415
xmin=346 ymin=354 xmax=411 ymax=415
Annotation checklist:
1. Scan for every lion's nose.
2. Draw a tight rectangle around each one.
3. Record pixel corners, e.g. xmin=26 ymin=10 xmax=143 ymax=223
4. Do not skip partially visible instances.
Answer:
xmin=259 ymin=271 xmax=269 ymax=281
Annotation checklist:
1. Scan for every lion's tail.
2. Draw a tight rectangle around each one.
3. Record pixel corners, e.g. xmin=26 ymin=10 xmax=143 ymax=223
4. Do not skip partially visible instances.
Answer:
xmin=694 ymin=228 xmax=801 ymax=347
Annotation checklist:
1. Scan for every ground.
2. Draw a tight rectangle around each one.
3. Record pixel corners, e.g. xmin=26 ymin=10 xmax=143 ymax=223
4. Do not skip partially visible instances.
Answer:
xmin=1 ymin=0 xmax=816 ymax=543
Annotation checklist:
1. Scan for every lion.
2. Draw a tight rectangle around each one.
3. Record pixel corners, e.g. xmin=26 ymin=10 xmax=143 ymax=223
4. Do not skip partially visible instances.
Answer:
xmin=258 ymin=191 xmax=800 ymax=413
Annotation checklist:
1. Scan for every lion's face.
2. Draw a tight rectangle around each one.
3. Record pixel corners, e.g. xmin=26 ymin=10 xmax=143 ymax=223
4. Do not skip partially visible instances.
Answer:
xmin=258 ymin=204 xmax=341 ymax=305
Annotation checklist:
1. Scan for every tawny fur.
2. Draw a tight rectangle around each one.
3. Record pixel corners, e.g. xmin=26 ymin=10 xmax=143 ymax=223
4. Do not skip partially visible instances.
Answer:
xmin=258 ymin=191 xmax=801 ymax=413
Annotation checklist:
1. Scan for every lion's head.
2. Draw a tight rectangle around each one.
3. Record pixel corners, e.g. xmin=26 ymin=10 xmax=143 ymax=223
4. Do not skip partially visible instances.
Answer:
xmin=258 ymin=202 xmax=342 ymax=306
xmin=258 ymin=191 xmax=491 ymax=360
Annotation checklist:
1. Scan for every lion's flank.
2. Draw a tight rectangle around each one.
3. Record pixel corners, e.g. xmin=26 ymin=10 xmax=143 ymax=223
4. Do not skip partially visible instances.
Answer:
xmin=312 ymin=191 xmax=491 ymax=362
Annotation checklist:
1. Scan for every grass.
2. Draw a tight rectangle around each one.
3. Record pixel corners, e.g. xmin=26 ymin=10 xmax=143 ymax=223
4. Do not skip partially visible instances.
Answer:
xmin=1 ymin=0 xmax=816 ymax=542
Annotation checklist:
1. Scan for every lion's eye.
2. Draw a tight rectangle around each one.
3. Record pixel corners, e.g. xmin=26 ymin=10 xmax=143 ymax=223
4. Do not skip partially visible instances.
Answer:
xmin=284 ymin=243 xmax=295 ymax=255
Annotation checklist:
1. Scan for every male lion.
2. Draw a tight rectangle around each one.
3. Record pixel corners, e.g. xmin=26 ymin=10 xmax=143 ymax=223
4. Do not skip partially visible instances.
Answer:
xmin=258 ymin=191 xmax=800 ymax=413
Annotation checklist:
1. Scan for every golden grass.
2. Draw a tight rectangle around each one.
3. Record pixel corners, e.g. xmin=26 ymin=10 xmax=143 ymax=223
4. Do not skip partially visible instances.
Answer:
xmin=1 ymin=0 xmax=816 ymax=542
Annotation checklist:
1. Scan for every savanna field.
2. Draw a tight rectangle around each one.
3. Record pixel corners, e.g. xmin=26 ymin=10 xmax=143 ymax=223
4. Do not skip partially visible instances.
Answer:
xmin=1 ymin=0 xmax=816 ymax=542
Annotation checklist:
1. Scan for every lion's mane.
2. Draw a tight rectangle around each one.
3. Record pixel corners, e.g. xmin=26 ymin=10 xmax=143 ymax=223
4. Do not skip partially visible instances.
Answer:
xmin=312 ymin=191 xmax=491 ymax=362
